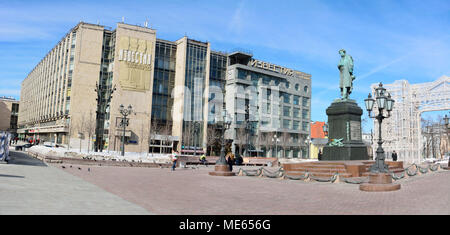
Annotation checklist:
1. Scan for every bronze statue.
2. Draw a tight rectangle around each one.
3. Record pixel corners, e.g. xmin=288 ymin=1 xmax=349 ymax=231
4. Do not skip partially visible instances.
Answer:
xmin=338 ymin=49 xmax=355 ymax=100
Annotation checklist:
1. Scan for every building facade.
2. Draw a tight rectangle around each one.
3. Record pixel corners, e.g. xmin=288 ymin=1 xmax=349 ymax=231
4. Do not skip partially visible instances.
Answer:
xmin=0 ymin=97 xmax=19 ymax=137
xmin=18 ymin=22 xmax=311 ymax=157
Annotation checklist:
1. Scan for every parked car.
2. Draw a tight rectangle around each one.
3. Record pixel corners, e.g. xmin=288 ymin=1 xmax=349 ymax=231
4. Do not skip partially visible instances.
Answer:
xmin=15 ymin=143 xmax=33 ymax=151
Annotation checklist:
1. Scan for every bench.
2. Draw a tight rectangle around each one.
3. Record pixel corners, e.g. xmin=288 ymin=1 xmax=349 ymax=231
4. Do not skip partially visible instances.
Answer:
xmin=182 ymin=156 xmax=219 ymax=165
xmin=243 ymin=157 xmax=278 ymax=166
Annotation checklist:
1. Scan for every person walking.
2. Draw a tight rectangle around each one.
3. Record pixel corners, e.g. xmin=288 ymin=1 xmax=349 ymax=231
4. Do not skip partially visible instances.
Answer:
xmin=318 ymin=150 xmax=322 ymax=161
xmin=392 ymin=150 xmax=398 ymax=162
xmin=171 ymin=150 xmax=178 ymax=171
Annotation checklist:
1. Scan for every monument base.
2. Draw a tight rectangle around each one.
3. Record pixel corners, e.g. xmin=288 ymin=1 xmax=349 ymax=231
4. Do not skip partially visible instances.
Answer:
xmin=359 ymin=173 xmax=401 ymax=192
xmin=322 ymin=145 xmax=368 ymax=161
xmin=322 ymin=99 xmax=369 ymax=161
xmin=209 ymin=165 xmax=236 ymax=176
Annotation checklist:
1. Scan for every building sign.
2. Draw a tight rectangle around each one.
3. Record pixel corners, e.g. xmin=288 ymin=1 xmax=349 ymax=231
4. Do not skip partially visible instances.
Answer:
xmin=118 ymin=49 xmax=151 ymax=68
xmin=249 ymin=59 xmax=307 ymax=79
xmin=118 ymin=36 xmax=154 ymax=92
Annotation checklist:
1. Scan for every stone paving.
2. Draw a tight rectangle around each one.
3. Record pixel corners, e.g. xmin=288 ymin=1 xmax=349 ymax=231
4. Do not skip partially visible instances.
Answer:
xmin=1 ymin=150 xmax=449 ymax=214
xmin=59 ymin=162 xmax=450 ymax=215
xmin=0 ymin=151 xmax=151 ymax=215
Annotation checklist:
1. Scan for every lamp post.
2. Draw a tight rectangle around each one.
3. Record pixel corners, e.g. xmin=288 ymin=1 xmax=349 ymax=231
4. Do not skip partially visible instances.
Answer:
xmin=193 ymin=121 xmax=201 ymax=158
xmin=119 ymin=104 xmax=133 ymax=157
xmin=322 ymin=123 xmax=328 ymax=137
xmin=304 ymin=136 xmax=311 ymax=159
xmin=209 ymin=110 xmax=235 ymax=176
xmin=364 ymin=82 xmax=395 ymax=173
xmin=273 ymin=134 xmax=279 ymax=158
xmin=360 ymin=82 xmax=400 ymax=192
xmin=444 ymin=114 xmax=450 ymax=168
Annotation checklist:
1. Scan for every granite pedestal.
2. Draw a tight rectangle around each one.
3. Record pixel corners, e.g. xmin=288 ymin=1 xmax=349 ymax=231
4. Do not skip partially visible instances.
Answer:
xmin=322 ymin=99 xmax=369 ymax=161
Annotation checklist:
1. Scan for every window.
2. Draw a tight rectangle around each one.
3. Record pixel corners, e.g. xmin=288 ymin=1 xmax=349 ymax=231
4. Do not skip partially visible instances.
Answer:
xmin=293 ymin=120 xmax=300 ymax=130
xmin=266 ymin=103 xmax=271 ymax=114
xmin=302 ymin=109 xmax=309 ymax=119
xmin=238 ymin=69 xmax=247 ymax=79
xmin=304 ymin=85 xmax=308 ymax=93
xmin=283 ymin=106 xmax=291 ymax=117
xmin=283 ymin=119 xmax=291 ymax=129
xmin=302 ymin=97 xmax=309 ymax=107
xmin=293 ymin=95 xmax=300 ymax=105
xmin=295 ymin=84 xmax=299 ymax=91
xmin=283 ymin=93 xmax=290 ymax=104
xmin=293 ymin=108 xmax=300 ymax=118
xmin=302 ymin=122 xmax=309 ymax=131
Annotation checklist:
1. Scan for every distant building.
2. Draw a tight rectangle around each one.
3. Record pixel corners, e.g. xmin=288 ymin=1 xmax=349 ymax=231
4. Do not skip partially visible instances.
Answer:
xmin=0 ymin=96 xmax=19 ymax=137
xmin=310 ymin=121 xmax=327 ymax=159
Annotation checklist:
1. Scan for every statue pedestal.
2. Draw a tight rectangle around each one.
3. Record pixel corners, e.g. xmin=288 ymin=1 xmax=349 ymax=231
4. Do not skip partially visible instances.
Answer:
xmin=322 ymin=99 xmax=369 ymax=161
xmin=209 ymin=164 xmax=236 ymax=176
xmin=359 ymin=173 xmax=401 ymax=192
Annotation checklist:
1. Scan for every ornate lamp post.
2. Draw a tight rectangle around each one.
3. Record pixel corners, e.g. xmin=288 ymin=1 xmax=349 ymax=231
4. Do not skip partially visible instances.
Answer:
xmin=360 ymin=82 xmax=400 ymax=191
xmin=209 ymin=110 xmax=235 ymax=176
xmin=364 ymin=83 xmax=395 ymax=172
xmin=119 ymin=104 xmax=133 ymax=157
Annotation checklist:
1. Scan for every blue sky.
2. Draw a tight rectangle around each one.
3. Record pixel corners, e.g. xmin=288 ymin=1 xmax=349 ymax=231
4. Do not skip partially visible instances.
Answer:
xmin=1 ymin=0 xmax=449 ymax=132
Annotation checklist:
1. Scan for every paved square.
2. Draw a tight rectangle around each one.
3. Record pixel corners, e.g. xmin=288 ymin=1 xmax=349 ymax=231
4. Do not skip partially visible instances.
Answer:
xmin=1 ymin=150 xmax=449 ymax=214
xmin=60 ymin=162 xmax=450 ymax=215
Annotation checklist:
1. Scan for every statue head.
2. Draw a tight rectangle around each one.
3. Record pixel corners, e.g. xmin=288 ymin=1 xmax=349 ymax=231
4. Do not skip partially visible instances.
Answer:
xmin=339 ymin=49 xmax=346 ymax=56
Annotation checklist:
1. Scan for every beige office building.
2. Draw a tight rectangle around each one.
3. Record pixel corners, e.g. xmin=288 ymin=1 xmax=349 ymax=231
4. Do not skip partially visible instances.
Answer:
xmin=0 ymin=97 xmax=19 ymax=136
xmin=18 ymin=22 xmax=311 ymax=157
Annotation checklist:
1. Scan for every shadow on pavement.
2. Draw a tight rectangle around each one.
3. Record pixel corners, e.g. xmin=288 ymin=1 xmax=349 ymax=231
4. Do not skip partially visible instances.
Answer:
xmin=6 ymin=150 xmax=47 ymax=167
xmin=0 ymin=174 xmax=25 ymax=178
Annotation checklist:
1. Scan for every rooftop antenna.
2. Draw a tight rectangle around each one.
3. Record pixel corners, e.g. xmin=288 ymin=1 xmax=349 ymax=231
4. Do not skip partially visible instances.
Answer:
xmin=144 ymin=18 xmax=148 ymax=28
xmin=97 ymin=20 xmax=100 ymax=25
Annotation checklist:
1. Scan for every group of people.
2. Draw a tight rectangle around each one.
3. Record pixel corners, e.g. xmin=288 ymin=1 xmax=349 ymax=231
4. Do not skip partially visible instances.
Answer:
xmin=170 ymin=150 xmax=244 ymax=172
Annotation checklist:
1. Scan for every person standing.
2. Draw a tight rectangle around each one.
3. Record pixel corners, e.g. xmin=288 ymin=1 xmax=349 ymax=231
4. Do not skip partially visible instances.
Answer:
xmin=227 ymin=154 xmax=234 ymax=172
xmin=171 ymin=150 xmax=178 ymax=171
xmin=318 ymin=150 xmax=322 ymax=161
xmin=392 ymin=150 xmax=398 ymax=162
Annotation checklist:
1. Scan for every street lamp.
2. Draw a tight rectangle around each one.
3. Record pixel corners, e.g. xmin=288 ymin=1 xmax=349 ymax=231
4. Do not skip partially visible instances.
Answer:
xmin=119 ymin=104 xmax=133 ymax=157
xmin=217 ymin=110 xmax=232 ymax=164
xmin=364 ymin=82 xmax=395 ymax=173
xmin=444 ymin=114 xmax=450 ymax=168
xmin=193 ymin=121 xmax=201 ymax=157
xmin=209 ymin=109 xmax=234 ymax=176
xmin=360 ymin=82 xmax=401 ymax=192
xmin=272 ymin=134 xmax=279 ymax=158
xmin=322 ymin=123 xmax=328 ymax=137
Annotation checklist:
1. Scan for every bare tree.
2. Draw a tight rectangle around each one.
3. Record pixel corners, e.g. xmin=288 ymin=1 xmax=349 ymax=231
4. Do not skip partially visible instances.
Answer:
xmin=160 ymin=121 xmax=172 ymax=154
xmin=76 ymin=112 xmax=86 ymax=153
xmin=235 ymin=125 xmax=247 ymax=156
xmin=206 ymin=125 xmax=221 ymax=156
xmin=139 ymin=118 xmax=151 ymax=156
xmin=149 ymin=118 xmax=160 ymax=156
xmin=85 ymin=110 xmax=96 ymax=153
xmin=261 ymin=132 xmax=274 ymax=158
xmin=280 ymin=132 xmax=290 ymax=158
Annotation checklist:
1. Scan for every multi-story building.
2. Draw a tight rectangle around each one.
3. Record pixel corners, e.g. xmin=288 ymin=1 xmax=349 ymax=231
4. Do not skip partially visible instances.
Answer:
xmin=0 ymin=97 xmax=20 ymax=137
xmin=18 ymin=22 xmax=311 ymax=158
